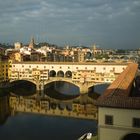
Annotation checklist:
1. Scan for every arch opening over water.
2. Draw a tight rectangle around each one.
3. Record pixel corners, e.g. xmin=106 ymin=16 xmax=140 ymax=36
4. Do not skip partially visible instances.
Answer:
xmin=93 ymin=83 xmax=110 ymax=95
xmin=10 ymin=80 xmax=36 ymax=96
xmin=88 ymin=83 xmax=110 ymax=100
xmin=44 ymin=81 xmax=80 ymax=100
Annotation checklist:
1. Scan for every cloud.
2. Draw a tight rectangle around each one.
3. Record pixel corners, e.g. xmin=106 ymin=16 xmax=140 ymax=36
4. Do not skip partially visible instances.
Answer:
xmin=0 ymin=0 xmax=140 ymax=49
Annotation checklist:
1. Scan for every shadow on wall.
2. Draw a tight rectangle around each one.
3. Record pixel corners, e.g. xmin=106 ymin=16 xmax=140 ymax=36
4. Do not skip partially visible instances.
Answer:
xmin=122 ymin=133 xmax=140 ymax=140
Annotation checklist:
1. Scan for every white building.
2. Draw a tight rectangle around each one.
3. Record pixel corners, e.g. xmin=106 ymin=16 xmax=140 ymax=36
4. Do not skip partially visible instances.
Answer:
xmin=20 ymin=47 xmax=31 ymax=55
xmin=14 ymin=42 xmax=22 ymax=50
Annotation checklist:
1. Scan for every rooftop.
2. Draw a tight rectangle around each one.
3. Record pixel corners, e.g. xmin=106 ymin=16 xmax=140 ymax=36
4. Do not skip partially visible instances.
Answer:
xmin=96 ymin=63 xmax=140 ymax=109
xmin=12 ymin=61 xmax=130 ymax=65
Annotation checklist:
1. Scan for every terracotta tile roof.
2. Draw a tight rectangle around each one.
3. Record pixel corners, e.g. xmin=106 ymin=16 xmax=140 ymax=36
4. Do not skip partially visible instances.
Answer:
xmin=96 ymin=96 xmax=140 ymax=109
xmin=96 ymin=63 xmax=140 ymax=109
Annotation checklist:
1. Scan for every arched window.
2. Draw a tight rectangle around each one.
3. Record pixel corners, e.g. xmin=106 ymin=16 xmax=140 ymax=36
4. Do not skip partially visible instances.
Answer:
xmin=57 ymin=71 xmax=64 ymax=77
xmin=49 ymin=70 xmax=56 ymax=77
xmin=65 ymin=71 xmax=72 ymax=78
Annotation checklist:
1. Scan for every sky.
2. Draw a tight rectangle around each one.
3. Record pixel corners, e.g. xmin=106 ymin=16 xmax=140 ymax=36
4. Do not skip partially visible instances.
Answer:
xmin=0 ymin=0 xmax=140 ymax=49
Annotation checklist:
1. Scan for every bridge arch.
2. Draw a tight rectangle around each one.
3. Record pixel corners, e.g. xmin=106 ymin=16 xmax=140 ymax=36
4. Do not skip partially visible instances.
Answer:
xmin=10 ymin=79 xmax=36 ymax=96
xmin=49 ymin=70 xmax=56 ymax=77
xmin=43 ymin=77 xmax=102 ymax=94
xmin=44 ymin=79 xmax=80 ymax=88
xmin=112 ymin=56 xmax=119 ymax=59
xmin=57 ymin=70 xmax=64 ymax=77
xmin=10 ymin=79 xmax=36 ymax=86
xmin=65 ymin=70 xmax=72 ymax=78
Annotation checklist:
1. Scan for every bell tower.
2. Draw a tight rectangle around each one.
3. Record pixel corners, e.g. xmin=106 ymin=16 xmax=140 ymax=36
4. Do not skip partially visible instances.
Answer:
xmin=29 ymin=37 xmax=35 ymax=49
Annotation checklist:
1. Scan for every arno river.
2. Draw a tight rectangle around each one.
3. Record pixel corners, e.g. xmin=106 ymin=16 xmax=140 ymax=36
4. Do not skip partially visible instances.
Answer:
xmin=0 ymin=113 xmax=97 ymax=140
xmin=0 ymin=81 xmax=108 ymax=140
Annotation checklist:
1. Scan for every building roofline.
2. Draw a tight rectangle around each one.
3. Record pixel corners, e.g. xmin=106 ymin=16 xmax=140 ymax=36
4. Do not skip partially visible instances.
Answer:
xmin=11 ymin=61 xmax=130 ymax=66
xmin=96 ymin=63 xmax=139 ymax=109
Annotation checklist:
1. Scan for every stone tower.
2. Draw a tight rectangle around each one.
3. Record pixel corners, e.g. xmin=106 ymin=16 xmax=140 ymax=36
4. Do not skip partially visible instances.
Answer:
xmin=92 ymin=43 xmax=96 ymax=56
xmin=29 ymin=37 xmax=35 ymax=49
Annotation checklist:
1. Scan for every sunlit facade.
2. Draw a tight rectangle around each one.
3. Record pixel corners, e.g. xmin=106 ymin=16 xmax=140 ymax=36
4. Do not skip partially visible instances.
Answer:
xmin=98 ymin=106 xmax=140 ymax=140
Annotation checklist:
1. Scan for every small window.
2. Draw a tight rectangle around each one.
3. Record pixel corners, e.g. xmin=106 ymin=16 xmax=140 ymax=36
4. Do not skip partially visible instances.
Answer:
xmin=105 ymin=115 xmax=113 ymax=125
xmin=133 ymin=118 xmax=140 ymax=128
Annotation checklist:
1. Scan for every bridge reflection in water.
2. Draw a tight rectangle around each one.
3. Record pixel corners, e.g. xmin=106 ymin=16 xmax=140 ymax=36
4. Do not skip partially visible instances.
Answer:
xmin=0 ymin=80 xmax=100 ymax=126
xmin=9 ymin=93 xmax=97 ymax=121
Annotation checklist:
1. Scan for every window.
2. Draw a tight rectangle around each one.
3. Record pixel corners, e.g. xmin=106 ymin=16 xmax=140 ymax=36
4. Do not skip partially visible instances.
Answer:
xmin=133 ymin=118 xmax=140 ymax=128
xmin=105 ymin=115 xmax=113 ymax=125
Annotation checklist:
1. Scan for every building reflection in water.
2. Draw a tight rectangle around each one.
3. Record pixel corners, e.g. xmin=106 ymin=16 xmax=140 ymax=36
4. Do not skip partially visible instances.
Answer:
xmin=0 ymin=90 xmax=10 ymax=125
xmin=9 ymin=93 xmax=97 ymax=121
xmin=0 ymin=91 xmax=98 ymax=125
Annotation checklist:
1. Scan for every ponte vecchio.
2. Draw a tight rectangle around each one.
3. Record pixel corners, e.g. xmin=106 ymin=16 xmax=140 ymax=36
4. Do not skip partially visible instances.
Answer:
xmin=10 ymin=61 xmax=129 ymax=94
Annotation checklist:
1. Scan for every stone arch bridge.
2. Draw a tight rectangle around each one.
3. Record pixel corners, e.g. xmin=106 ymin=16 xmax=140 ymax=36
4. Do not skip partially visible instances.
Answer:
xmin=10 ymin=61 xmax=130 ymax=94
xmin=10 ymin=77 xmax=97 ymax=94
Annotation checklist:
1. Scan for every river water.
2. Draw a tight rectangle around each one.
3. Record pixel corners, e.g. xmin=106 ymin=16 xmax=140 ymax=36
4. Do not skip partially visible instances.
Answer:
xmin=0 ymin=113 xmax=97 ymax=140
xmin=0 ymin=82 xmax=108 ymax=140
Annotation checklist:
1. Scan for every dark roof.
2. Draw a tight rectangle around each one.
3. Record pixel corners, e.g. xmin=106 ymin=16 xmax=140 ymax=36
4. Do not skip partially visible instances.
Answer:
xmin=96 ymin=63 xmax=140 ymax=109
xmin=96 ymin=96 xmax=140 ymax=109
